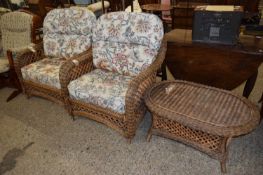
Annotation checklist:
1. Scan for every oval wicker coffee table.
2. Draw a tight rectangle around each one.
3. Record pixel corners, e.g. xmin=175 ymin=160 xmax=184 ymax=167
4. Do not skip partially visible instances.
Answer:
xmin=145 ymin=80 xmax=260 ymax=173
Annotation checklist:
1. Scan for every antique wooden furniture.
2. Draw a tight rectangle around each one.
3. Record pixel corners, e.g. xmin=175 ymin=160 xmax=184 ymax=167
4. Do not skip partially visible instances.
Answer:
xmin=171 ymin=1 xmax=208 ymax=29
xmin=140 ymin=3 xmax=172 ymax=80
xmin=139 ymin=0 xmax=260 ymax=12
xmin=0 ymin=11 xmax=42 ymax=102
xmin=14 ymin=8 xmax=96 ymax=105
xmin=165 ymin=29 xmax=263 ymax=97
xmin=141 ymin=3 xmax=172 ymax=32
xmin=139 ymin=0 xmax=160 ymax=5
xmin=141 ymin=3 xmax=172 ymax=12
xmin=145 ymin=80 xmax=260 ymax=173
xmin=139 ymin=0 xmax=260 ymax=29
xmin=106 ymin=0 xmax=133 ymax=11
xmin=61 ymin=12 xmax=166 ymax=141
xmin=26 ymin=0 xmax=76 ymax=18
xmin=26 ymin=0 xmax=57 ymax=19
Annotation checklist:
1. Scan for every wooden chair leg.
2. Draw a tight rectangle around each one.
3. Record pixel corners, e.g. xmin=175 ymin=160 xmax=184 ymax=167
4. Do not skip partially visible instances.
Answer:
xmin=6 ymin=89 xmax=22 ymax=102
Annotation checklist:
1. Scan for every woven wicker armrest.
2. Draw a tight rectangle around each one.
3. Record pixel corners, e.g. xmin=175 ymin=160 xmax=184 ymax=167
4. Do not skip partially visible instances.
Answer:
xmin=125 ymin=39 xmax=167 ymax=121
xmin=13 ymin=42 xmax=44 ymax=72
xmin=60 ymin=48 xmax=93 ymax=96
xmin=12 ymin=42 xmax=44 ymax=86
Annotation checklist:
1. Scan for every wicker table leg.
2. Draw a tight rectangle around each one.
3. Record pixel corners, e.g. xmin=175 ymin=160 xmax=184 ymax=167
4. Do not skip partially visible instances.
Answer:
xmin=220 ymin=137 xmax=232 ymax=174
xmin=147 ymin=121 xmax=153 ymax=142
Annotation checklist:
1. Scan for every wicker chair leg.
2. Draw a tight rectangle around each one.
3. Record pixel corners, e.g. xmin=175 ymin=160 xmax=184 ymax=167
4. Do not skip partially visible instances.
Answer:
xmin=71 ymin=115 xmax=76 ymax=121
xmin=147 ymin=118 xmax=153 ymax=142
xmin=64 ymin=99 xmax=75 ymax=121
xmin=126 ymin=138 xmax=132 ymax=144
xmin=220 ymin=160 xmax=227 ymax=174
xmin=147 ymin=129 xmax=152 ymax=142
xmin=69 ymin=109 xmax=75 ymax=121
xmin=24 ymin=88 xmax=31 ymax=99
xmin=26 ymin=93 xmax=31 ymax=99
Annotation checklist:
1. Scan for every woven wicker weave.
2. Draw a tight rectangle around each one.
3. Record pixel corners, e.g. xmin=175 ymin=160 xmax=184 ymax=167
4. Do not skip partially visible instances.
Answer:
xmin=14 ymin=43 xmax=92 ymax=105
xmin=13 ymin=8 xmax=96 ymax=105
xmin=145 ymin=80 xmax=260 ymax=173
xmin=60 ymin=40 xmax=167 ymax=141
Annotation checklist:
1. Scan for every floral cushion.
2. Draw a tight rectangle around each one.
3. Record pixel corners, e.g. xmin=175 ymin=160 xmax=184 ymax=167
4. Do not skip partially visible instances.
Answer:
xmin=93 ymin=41 xmax=158 ymax=76
xmin=21 ymin=58 xmax=66 ymax=89
xmin=93 ymin=12 xmax=164 ymax=76
xmin=68 ymin=69 xmax=133 ymax=114
xmin=44 ymin=34 xmax=92 ymax=59
xmin=43 ymin=8 xmax=96 ymax=58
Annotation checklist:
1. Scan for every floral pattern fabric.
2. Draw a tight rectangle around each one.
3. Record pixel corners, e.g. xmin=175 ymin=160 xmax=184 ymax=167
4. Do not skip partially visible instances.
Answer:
xmin=92 ymin=12 xmax=164 ymax=76
xmin=44 ymin=34 xmax=92 ymax=59
xmin=21 ymin=58 xmax=66 ymax=89
xmin=93 ymin=41 xmax=158 ymax=76
xmin=43 ymin=8 xmax=96 ymax=58
xmin=68 ymin=69 xmax=133 ymax=114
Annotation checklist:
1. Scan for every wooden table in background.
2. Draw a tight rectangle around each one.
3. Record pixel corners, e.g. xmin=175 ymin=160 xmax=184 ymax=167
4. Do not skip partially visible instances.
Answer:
xmin=165 ymin=29 xmax=263 ymax=98
xmin=141 ymin=3 xmax=172 ymax=13
xmin=141 ymin=3 xmax=173 ymax=80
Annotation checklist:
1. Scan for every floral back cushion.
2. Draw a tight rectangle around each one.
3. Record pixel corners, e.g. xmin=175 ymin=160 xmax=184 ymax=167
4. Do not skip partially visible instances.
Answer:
xmin=93 ymin=12 xmax=164 ymax=76
xmin=43 ymin=8 xmax=96 ymax=59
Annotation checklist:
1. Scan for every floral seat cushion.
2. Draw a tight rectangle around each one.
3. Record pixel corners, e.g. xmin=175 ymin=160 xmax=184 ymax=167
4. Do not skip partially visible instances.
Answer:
xmin=68 ymin=69 xmax=133 ymax=114
xmin=21 ymin=58 xmax=66 ymax=89
xmin=92 ymin=12 xmax=164 ymax=76
xmin=44 ymin=8 xmax=96 ymax=58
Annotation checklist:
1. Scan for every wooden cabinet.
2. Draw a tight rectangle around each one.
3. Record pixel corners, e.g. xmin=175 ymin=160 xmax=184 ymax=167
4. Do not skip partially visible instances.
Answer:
xmin=139 ymin=0 xmax=260 ymax=28
xmin=169 ymin=0 xmax=260 ymax=29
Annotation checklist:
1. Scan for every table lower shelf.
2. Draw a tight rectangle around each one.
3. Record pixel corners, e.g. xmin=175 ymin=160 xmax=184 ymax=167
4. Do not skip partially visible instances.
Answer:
xmin=147 ymin=114 xmax=231 ymax=173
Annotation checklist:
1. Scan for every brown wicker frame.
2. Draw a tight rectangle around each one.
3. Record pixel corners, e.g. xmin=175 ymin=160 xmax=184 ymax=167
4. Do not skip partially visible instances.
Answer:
xmin=14 ymin=42 xmax=92 ymax=105
xmin=145 ymin=80 xmax=261 ymax=173
xmin=59 ymin=39 xmax=167 ymax=141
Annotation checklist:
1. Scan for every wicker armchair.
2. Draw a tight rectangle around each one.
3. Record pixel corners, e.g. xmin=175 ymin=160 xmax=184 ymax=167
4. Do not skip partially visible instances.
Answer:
xmin=60 ymin=12 xmax=167 ymax=141
xmin=0 ymin=11 xmax=41 ymax=101
xmin=14 ymin=8 xmax=96 ymax=105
